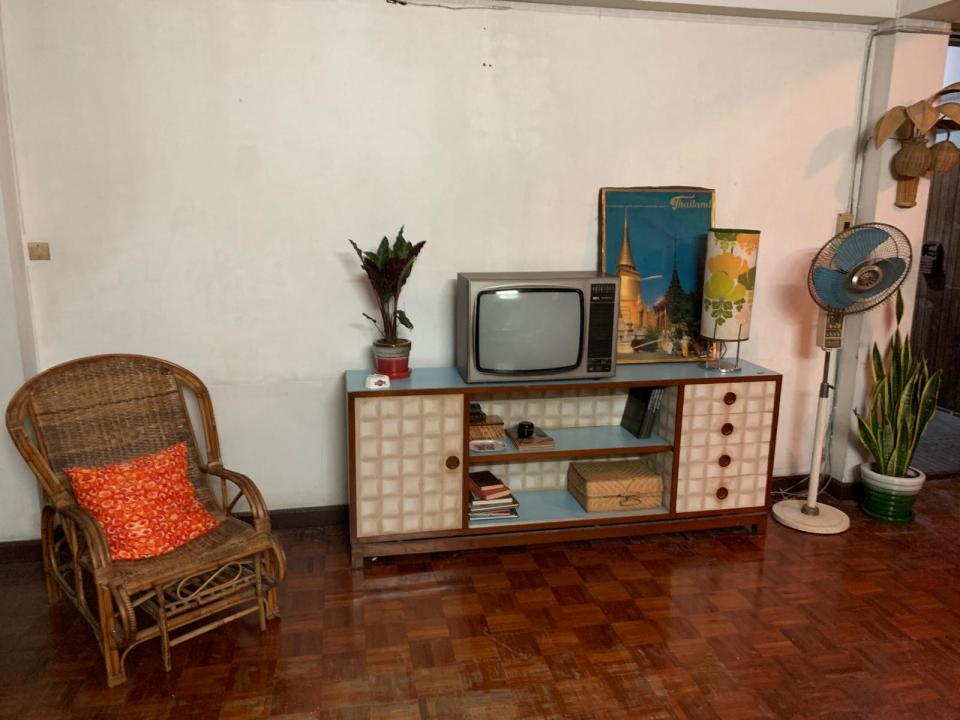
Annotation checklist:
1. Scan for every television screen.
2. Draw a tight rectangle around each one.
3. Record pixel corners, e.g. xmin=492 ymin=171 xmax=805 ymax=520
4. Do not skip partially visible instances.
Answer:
xmin=476 ymin=288 xmax=583 ymax=372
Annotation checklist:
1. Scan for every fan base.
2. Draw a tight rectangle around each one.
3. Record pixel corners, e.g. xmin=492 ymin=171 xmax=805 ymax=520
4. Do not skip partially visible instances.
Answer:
xmin=771 ymin=499 xmax=850 ymax=535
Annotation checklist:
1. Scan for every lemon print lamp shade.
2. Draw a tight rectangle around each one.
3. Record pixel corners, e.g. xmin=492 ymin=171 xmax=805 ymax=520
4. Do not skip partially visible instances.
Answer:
xmin=700 ymin=229 xmax=760 ymax=371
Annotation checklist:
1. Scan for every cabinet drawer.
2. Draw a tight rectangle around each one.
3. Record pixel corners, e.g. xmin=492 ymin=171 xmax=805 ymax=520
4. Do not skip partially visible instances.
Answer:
xmin=680 ymin=411 xmax=774 ymax=449
xmin=676 ymin=474 xmax=767 ymax=512
xmin=683 ymin=380 xmax=777 ymax=416
xmin=677 ymin=440 xmax=770 ymax=480
xmin=354 ymin=393 xmax=463 ymax=538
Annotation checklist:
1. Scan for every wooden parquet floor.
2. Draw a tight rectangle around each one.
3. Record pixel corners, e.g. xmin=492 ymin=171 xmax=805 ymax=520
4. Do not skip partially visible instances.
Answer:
xmin=1 ymin=483 xmax=960 ymax=720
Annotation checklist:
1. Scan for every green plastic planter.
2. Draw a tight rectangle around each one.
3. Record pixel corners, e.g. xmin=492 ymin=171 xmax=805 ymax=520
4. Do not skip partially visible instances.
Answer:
xmin=859 ymin=463 xmax=925 ymax=524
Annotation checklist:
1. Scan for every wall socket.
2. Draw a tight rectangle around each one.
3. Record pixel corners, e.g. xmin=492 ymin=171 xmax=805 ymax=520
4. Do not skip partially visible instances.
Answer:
xmin=836 ymin=212 xmax=854 ymax=234
xmin=27 ymin=242 xmax=50 ymax=261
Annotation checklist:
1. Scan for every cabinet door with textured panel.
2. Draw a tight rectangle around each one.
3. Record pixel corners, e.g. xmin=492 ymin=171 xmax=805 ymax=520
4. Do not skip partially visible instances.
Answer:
xmin=354 ymin=393 xmax=463 ymax=538
xmin=676 ymin=380 xmax=777 ymax=513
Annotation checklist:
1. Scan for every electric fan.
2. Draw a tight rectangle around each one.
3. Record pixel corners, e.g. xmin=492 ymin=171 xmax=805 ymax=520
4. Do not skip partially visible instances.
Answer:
xmin=772 ymin=223 xmax=912 ymax=534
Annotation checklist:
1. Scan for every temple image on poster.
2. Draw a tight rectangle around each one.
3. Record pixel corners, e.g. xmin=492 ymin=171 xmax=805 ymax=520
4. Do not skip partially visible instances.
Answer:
xmin=601 ymin=189 xmax=712 ymax=363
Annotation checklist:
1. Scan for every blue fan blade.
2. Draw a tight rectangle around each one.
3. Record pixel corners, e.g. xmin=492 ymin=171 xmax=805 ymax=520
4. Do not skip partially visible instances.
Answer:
xmin=855 ymin=257 xmax=907 ymax=300
xmin=812 ymin=267 xmax=856 ymax=308
xmin=834 ymin=227 xmax=889 ymax=272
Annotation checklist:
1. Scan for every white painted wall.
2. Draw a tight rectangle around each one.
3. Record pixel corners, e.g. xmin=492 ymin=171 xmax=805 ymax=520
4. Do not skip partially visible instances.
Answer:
xmin=0 ymin=0 xmax=915 ymax=534
xmin=0 ymin=191 xmax=35 ymax=542
xmin=0 ymin=7 xmax=37 ymax=542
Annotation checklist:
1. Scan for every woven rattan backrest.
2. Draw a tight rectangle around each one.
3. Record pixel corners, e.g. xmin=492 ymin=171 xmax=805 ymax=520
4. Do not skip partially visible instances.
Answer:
xmin=25 ymin=355 xmax=219 ymax=514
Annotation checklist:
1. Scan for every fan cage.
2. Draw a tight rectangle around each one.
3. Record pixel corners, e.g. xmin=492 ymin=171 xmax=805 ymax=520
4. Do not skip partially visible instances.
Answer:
xmin=807 ymin=222 xmax=912 ymax=314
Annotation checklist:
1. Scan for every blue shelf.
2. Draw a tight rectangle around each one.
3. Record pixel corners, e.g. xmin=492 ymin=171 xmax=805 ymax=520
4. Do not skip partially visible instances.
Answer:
xmin=345 ymin=360 xmax=779 ymax=395
xmin=469 ymin=425 xmax=671 ymax=463
xmin=469 ymin=488 xmax=668 ymax=529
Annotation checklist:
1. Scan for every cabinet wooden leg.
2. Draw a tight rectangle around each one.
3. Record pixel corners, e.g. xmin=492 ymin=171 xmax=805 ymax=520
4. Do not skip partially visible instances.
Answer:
xmin=752 ymin=515 xmax=768 ymax=534
xmin=350 ymin=547 xmax=365 ymax=571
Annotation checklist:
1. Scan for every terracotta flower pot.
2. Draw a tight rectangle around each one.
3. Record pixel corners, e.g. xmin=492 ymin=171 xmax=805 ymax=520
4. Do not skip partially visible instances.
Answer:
xmin=859 ymin=462 xmax=925 ymax=523
xmin=373 ymin=339 xmax=411 ymax=379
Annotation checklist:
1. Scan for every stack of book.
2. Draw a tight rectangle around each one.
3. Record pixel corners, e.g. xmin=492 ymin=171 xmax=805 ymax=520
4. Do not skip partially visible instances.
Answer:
xmin=468 ymin=470 xmax=519 ymax=522
xmin=620 ymin=387 xmax=665 ymax=438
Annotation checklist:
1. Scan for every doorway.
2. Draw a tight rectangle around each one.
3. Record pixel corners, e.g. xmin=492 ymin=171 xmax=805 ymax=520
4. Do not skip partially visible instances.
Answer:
xmin=911 ymin=36 xmax=960 ymax=476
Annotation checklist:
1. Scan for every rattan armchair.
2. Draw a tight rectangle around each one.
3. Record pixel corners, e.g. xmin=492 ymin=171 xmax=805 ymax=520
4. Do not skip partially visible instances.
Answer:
xmin=5 ymin=354 xmax=287 ymax=687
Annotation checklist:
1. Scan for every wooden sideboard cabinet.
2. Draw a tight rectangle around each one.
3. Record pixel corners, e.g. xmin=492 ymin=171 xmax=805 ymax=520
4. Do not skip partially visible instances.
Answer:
xmin=345 ymin=362 xmax=781 ymax=569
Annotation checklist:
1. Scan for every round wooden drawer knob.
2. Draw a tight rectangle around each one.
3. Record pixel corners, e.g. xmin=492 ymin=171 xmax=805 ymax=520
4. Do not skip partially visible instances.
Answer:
xmin=718 ymin=454 xmax=732 ymax=467
xmin=445 ymin=456 xmax=461 ymax=470
xmin=716 ymin=486 xmax=729 ymax=500
xmin=721 ymin=422 xmax=734 ymax=436
xmin=723 ymin=392 xmax=737 ymax=405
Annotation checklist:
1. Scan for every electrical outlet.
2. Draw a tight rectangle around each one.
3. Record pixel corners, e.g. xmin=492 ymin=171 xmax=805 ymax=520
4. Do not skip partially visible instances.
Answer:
xmin=836 ymin=212 xmax=854 ymax=234
xmin=27 ymin=242 xmax=50 ymax=261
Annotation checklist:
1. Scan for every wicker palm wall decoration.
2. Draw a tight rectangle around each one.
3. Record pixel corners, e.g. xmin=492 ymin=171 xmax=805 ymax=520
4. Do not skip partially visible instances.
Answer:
xmin=874 ymin=82 xmax=960 ymax=208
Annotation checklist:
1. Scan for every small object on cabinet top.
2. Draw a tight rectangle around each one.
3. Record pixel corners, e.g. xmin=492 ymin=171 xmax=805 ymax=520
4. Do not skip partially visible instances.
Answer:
xmin=364 ymin=373 xmax=391 ymax=390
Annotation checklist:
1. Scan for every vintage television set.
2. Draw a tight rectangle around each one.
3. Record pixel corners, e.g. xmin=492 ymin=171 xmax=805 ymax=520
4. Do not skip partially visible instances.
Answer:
xmin=455 ymin=271 xmax=621 ymax=383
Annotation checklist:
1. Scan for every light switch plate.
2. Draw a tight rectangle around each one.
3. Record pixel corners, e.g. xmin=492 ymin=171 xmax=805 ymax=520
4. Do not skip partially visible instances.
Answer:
xmin=836 ymin=213 xmax=854 ymax=234
xmin=27 ymin=242 xmax=50 ymax=261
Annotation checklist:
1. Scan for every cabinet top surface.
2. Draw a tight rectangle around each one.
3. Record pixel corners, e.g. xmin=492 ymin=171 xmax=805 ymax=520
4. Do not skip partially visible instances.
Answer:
xmin=345 ymin=361 xmax=780 ymax=395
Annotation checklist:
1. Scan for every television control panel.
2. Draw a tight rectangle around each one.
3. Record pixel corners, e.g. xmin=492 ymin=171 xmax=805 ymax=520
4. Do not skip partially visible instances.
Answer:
xmin=587 ymin=282 xmax=617 ymax=373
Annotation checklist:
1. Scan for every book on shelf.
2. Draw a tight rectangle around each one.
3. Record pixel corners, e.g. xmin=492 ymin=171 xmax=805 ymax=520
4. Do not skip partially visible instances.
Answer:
xmin=639 ymin=388 xmax=664 ymax=438
xmin=505 ymin=425 xmax=555 ymax=451
xmin=469 ymin=503 xmax=518 ymax=515
xmin=621 ymin=386 xmax=663 ymax=439
xmin=470 ymin=495 xmax=519 ymax=508
xmin=469 ymin=508 xmax=519 ymax=522
xmin=468 ymin=470 xmax=512 ymax=500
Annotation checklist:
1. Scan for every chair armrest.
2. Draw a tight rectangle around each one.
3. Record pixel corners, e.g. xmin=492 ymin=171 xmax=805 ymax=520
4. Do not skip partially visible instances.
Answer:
xmin=56 ymin=502 xmax=113 ymax=575
xmin=201 ymin=463 xmax=272 ymax=533
xmin=52 ymin=503 xmax=137 ymax=647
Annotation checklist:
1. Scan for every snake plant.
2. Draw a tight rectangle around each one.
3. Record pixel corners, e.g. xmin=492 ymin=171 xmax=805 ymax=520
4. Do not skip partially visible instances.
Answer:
xmin=854 ymin=290 xmax=941 ymax=477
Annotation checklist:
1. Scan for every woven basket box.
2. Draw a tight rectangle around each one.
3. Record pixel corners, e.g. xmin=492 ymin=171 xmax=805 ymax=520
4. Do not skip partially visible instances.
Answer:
xmin=469 ymin=415 xmax=505 ymax=441
xmin=567 ymin=459 xmax=663 ymax=512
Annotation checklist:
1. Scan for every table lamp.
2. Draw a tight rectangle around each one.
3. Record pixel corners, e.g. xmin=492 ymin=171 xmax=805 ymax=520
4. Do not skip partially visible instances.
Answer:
xmin=700 ymin=228 xmax=760 ymax=372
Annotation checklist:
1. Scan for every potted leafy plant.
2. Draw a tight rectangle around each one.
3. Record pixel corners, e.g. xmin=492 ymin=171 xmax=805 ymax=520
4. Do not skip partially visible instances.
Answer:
xmin=854 ymin=291 xmax=941 ymax=522
xmin=349 ymin=226 xmax=425 ymax=379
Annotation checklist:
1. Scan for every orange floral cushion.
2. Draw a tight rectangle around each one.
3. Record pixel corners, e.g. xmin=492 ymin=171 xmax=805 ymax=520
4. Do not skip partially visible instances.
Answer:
xmin=65 ymin=442 xmax=220 ymax=561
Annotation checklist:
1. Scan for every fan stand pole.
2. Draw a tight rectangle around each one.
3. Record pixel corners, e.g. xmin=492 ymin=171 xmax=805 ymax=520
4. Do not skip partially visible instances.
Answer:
xmin=772 ymin=351 xmax=850 ymax=534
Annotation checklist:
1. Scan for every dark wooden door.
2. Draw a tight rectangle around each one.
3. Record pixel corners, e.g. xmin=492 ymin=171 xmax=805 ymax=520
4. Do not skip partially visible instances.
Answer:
xmin=912 ymin=160 xmax=960 ymax=412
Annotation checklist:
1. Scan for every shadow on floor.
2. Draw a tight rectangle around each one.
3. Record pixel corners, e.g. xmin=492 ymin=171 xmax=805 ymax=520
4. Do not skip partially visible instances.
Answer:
xmin=914 ymin=408 xmax=960 ymax=477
